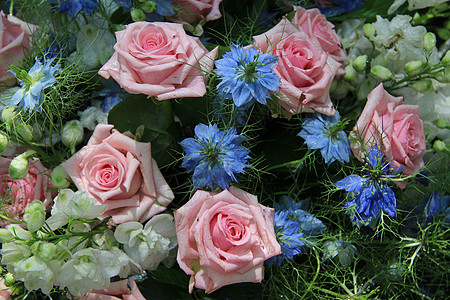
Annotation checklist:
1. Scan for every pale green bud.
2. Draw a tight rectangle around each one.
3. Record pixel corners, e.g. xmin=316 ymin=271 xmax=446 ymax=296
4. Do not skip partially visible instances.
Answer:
xmin=344 ymin=64 xmax=356 ymax=82
xmin=441 ymin=50 xmax=450 ymax=67
xmin=363 ymin=23 xmax=375 ymax=39
xmin=1 ymin=106 xmax=17 ymax=123
xmin=410 ymin=79 xmax=433 ymax=93
xmin=141 ymin=1 xmax=157 ymax=13
xmin=0 ymin=228 xmax=14 ymax=243
xmin=404 ymin=61 xmax=428 ymax=76
xmin=131 ymin=8 xmax=146 ymax=22
xmin=61 ymin=120 xmax=84 ymax=150
xmin=352 ymin=55 xmax=368 ymax=72
xmin=51 ymin=165 xmax=71 ymax=189
xmin=370 ymin=65 xmax=394 ymax=81
xmin=9 ymin=151 xmax=34 ymax=180
xmin=4 ymin=273 xmax=15 ymax=286
xmin=16 ymin=121 xmax=34 ymax=142
xmin=433 ymin=67 xmax=450 ymax=83
xmin=433 ymin=140 xmax=450 ymax=153
xmin=436 ymin=118 xmax=450 ymax=129
xmin=23 ymin=200 xmax=46 ymax=232
xmin=32 ymin=241 xmax=58 ymax=260
xmin=0 ymin=131 xmax=8 ymax=153
xmin=423 ymin=32 xmax=436 ymax=52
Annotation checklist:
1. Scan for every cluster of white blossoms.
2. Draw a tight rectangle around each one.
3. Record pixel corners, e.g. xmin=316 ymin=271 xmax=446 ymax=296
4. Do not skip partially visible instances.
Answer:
xmin=389 ymin=0 xmax=449 ymax=14
xmin=0 ymin=190 xmax=177 ymax=297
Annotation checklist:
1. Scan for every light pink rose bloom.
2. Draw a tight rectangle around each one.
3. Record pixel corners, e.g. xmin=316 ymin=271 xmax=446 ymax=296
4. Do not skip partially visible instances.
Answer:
xmin=351 ymin=83 xmax=426 ymax=187
xmin=99 ymin=22 xmax=218 ymax=101
xmin=0 ymin=11 xmax=36 ymax=90
xmin=168 ymin=0 xmax=223 ymax=24
xmin=0 ymin=156 xmax=54 ymax=226
xmin=61 ymin=124 xmax=174 ymax=224
xmin=252 ymin=18 xmax=340 ymax=116
xmin=175 ymin=187 xmax=281 ymax=294
xmin=82 ymin=278 xmax=145 ymax=300
xmin=291 ymin=7 xmax=347 ymax=63
xmin=0 ymin=278 xmax=12 ymax=300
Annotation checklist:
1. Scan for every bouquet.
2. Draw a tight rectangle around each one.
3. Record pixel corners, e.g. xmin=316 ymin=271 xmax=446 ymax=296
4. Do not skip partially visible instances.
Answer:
xmin=0 ymin=0 xmax=449 ymax=299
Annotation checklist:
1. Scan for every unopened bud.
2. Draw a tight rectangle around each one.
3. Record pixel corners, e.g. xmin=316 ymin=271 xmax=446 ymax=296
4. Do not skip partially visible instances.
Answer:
xmin=32 ymin=241 xmax=58 ymax=260
xmin=131 ymin=8 xmax=146 ymax=22
xmin=404 ymin=61 xmax=428 ymax=76
xmin=344 ymin=64 xmax=356 ymax=82
xmin=370 ymin=65 xmax=394 ymax=81
xmin=0 ymin=131 xmax=8 ymax=153
xmin=0 ymin=228 xmax=14 ymax=243
xmin=436 ymin=118 xmax=450 ymax=129
xmin=23 ymin=200 xmax=46 ymax=232
xmin=1 ymin=106 xmax=17 ymax=123
xmin=433 ymin=140 xmax=450 ymax=153
xmin=9 ymin=150 xmax=35 ymax=180
xmin=363 ymin=23 xmax=375 ymax=39
xmin=424 ymin=32 xmax=436 ymax=52
xmin=141 ymin=1 xmax=157 ymax=13
xmin=16 ymin=121 xmax=34 ymax=142
xmin=442 ymin=50 xmax=450 ymax=67
xmin=353 ymin=55 xmax=368 ymax=72
xmin=4 ymin=273 xmax=15 ymax=286
xmin=61 ymin=120 xmax=83 ymax=150
xmin=410 ymin=79 xmax=433 ymax=93
xmin=433 ymin=67 xmax=450 ymax=83
xmin=51 ymin=165 xmax=71 ymax=189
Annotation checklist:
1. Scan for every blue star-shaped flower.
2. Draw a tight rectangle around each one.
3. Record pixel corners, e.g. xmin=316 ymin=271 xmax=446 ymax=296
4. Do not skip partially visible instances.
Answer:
xmin=9 ymin=57 xmax=60 ymax=112
xmin=298 ymin=111 xmax=351 ymax=164
xmin=180 ymin=123 xmax=250 ymax=190
xmin=214 ymin=44 xmax=280 ymax=107
xmin=335 ymin=146 xmax=397 ymax=220
xmin=59 ymin=0 xmax=97 ymax=18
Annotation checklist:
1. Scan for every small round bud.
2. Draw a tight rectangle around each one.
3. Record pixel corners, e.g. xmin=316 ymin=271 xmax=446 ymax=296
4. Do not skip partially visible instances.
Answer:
xmin=0 ymin=131 xmax=8 ymax=153
xmin=436 ymin=118 xmax=450 ymax=129
xmin=423 ymin=32 xmax=436 ymax=52
xmin=370 ymin=65 xmax=394 ymax=81
xmin=433 ymin=140 xmax=450 ymax=153
xmin=0 ymin=228 xmax=14 ymax=243
xmin=9 ymin=152 xmax=33 ymax=180
xmin=344 ymin=64 xmax=356 ymax=82
xmin=131 ymin=8 xmax=146 ymax=22
xmin=363 ymin=23 xmax=375 ymax=39
xmin=4 ymin=273 xmax=15 ymax=286
xmin=1 ymin=106 xmax=17 ymax=123
xmin=404 ymin=61 xmax=428 ymax=76
xmin=16 ymin=121 xmax=34 ymax=142
xmin=141 ymin=1 xmax=157 ymax=13
xmin=352 ymin=55 xmax=368 ymax=72
xmin=441 ymin=50 xmax=450 ymax=67
xmin=410 ymin=79 xmax=433 ymax=93
xmin=61 ymin=120 xmax=84 ymax=150
xmin=387 ymin=262 xmax=406 ymax=282
xmin=23 ymin=200 xmax=46 ymax=232
xmin=51 ymin=165 xmax=71 ymax=189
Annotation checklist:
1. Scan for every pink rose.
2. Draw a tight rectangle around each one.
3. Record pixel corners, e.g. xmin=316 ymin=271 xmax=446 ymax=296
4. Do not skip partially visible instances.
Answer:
xmin=82 ymin=278 xmax=145 ymax=300
xmin=0 ymin=278 xmax=12 ymax=300
xmin=252 ymin=17 xmax=340 ymax=116
xmin=0 ymin=156 xmax=53 ymax=226
xmin=168 ymin=0 xmax=223 ymax=25
xmin=351 ymin=83 xmax=426 ymax=186
xmin=61 ymin=124 xmax=174 ymax=224
xmin=291 ymin=7 xmax=347 ymax=63
xmin=175 ymin=187 xmax=281 ymax=293
xmin=0 ymin=11 xmax=36 ymax=90
xmin=99 ymin=22 xmax=218 ymax=101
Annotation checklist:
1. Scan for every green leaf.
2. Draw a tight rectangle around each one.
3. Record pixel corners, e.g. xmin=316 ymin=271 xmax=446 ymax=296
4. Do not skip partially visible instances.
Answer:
xmin=148 ymin=265 xmax=191 ymax=290
xmin=107 ymin=95 xmax=180 ymax=166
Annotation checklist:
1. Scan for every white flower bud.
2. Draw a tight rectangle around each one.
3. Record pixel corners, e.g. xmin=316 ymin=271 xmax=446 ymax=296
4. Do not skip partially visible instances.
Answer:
xmin=344 ymin=64 xmax=356 ymax=82
xmin=370 ymin=65 xmax=394 ymax=81
xmin=61 ymin=120 xmax=83 ymax=150
xmin=353 ymin=55 xmax=368 ymax=72
xmin=4 ymin=273 xmax=15 ymax=286
xmin=0 ymin=228 xmax=14 ymax=243
xmin=442 ymin=50 xmax=450 ymax=67
xmin=1 ymin=106 xmax=17 ymax=123
xmin=16 ymin=121 xmax=34 ymax=142
xmin=433 ymin=140 xmax=450 ymax=153
xmin=23 ymin=200 xmax=46 ymax=232
xmin=436 ymin=119 xmax=449 ymax=129
xmin=363 ymin=23 xmax=375 ymax=39
xmin=9 ymin=151 xmax=34 ymax=180
xmin=410 ymin=79 xmax=433 ymax=93
xmin=31 ymin=242 xmax=58 ymax=261
xmin=423 ymin=32 xmax=436 ymax=52
xmin=404 ymin=61 xmax=428 ymax=76
xmin=0 ymin=131 xmax=8 ymax=153
xmin=51 ymin=165 xmax=71 ymax=189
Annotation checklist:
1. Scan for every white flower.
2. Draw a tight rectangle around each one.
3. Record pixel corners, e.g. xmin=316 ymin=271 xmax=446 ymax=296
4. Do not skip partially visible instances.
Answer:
xmin=389 ymin=0 xmax=449 ymax=14
xmin=58 ymin=248 xmax=121 ymax=297
xmin=114 ymin=214 xmax=177 ymax=270
xmin=15 ymin=255 xmax=60 ymax=295
xmin=78 ymin=104 xmax=108 ymax=131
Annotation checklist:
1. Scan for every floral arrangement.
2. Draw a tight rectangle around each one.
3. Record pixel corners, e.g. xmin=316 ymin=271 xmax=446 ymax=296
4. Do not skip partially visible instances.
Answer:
xmin=0 ymin=0 xmax=449 ymax=299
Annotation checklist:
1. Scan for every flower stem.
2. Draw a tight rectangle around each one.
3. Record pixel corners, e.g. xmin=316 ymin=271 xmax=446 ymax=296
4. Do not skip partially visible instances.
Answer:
xmin=265 ymin=149 xmax=312 ymax=172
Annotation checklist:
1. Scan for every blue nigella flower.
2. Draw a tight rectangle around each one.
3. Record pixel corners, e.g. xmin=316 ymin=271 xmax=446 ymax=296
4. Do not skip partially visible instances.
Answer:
xmin=318 ymin=0 xmax=365 ymax=17
xmin=335 ymin=146 xmax=397 ymax=220
xmin=180 ymin=123 xmax=250 ymax=190
xmin=9 ymin=57 xmax=60 ymax=112
xmin=143 ymin=0 xmax=175 ymax=21
xmin=298 ymin=111 xmax=351 ymax=164
xmin=59 ymin=0 xmax=98 ymax=18
xmin=267 ymin=197 xmax=327 ymax=266
xmin=214 ymin=44 xmax=280 ymax=107
xmin=97 ymin=83 xmax=128 ymax=113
